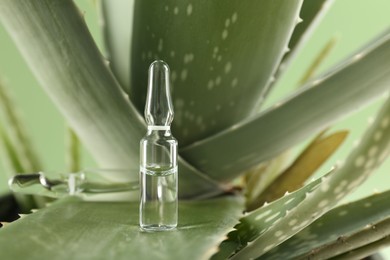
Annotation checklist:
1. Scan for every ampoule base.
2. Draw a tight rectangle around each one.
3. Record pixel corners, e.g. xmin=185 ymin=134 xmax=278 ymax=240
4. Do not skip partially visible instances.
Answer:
xmin=140 ymin=224 xmax=177 ymax=232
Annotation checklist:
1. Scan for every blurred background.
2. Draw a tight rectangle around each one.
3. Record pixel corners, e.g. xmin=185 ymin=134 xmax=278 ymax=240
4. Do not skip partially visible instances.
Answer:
xmin=0 ymin=0 xmax=389 ymax=254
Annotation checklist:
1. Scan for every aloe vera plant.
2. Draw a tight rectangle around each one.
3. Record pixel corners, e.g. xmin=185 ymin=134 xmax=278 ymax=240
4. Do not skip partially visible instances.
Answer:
xmin=0 ymin=0 xmax=390 ymax=259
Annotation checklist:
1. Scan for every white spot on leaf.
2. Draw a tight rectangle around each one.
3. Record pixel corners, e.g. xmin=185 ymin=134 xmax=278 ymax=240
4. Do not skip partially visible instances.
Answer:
xmin=224 ymin=62 xmax=232 ymax=74
xmin=355 ymin=155 xmax=365 ymax=167
xmin=215 ymin=76 xmax=221 ymax=85
xmin=207 ymin=80 xmax=214 ymax=90
xmin=374 ymin=131 xmax=383 ymax=141
xmin=232 ymin=12 xmax=238 ymax=23
xmin=158 ymin=38 xmax=163 ymax=52
xmin=289 ymin=219 xmax=298 ymax=226
xmin=181 ymin=69 xmax=188 ymax=81
xmin=171 ymin=71 xmax=177 ymax=82
xmin=231 ymin=78 xmax=238 ymax=88
xmin=254 ymin=209 xmax=272 ymax=220
xmin=368 ymin=146 xmax=378 ymax=157
xmin=381 ymin=116 xmax=389 ymax=128
xmin=222 ymin=29 xmax=228 ymax=40
xmin=318 ymin=200 xmax=329 ymax=208
xmin=186 ymin=4 xmax=193 ymax=16
xmin=265 ymin=212 xmax=280 ymax=223
xmin=225 ymin=18 xmax=230 ymax=27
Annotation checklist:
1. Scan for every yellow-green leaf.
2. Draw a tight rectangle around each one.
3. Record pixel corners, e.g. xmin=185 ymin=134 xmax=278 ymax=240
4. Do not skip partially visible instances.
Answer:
xmin=249 ymin=130 xmax=348 ymax=210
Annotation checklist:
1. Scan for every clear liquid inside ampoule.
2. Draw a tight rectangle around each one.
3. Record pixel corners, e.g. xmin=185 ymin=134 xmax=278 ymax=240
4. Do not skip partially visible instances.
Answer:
xmin=140 ymin=165 xmax=178 ymax=231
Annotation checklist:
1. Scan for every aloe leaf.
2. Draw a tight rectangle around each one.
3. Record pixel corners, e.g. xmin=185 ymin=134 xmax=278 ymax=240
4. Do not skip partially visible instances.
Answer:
xmin=214 ymin=95 xmax=390 ymax=258
xmin=259 ymin=0 xmax=334 ymax=104
xmin=248 ymin=130 xmax=348 ymax=210
xmin=297 ymin=37 xmax=337 ymax=86
xmin=229 ymin=94 xmax=390 ymax=258
xmin=212 ymin=174 xmax=325 ymax=260
xmin=0 ymin=81 xmax=41 ymax=210
xmin=284 ymin=0 xmax=334 ymax=64
xmin=130 ymin=0 xmax=303 ymax=146
xmin=260 ymin=190 xmax=390 ymax=259
xmin=244 ymin=151 xmax=291 ymax=208
xmin=0 ymin=196 xmax=243 ymax=260
xmin=0 ymin=126 xmax=38 ymax=211
xmin=181 ymin=30 xmax=390 ymax=182
xmin=0 ymin=0 xmax=222 ymax=198
xmin=0 ymin=0 xmax=144 ymax=168
xmin=0 ymin=125 xmax=24 ymax=174
xmin=100 ymin=0 xmax=135 ymax=92
xmin=302 ymin=217 xmax=390 ymax=260
xmin=0 ymin=80 xmax=41 ymax=172
xmin=66 ymin=127 xmax=81 ymax=173
xmin=331 ymin=237 xmax=390 ymax=260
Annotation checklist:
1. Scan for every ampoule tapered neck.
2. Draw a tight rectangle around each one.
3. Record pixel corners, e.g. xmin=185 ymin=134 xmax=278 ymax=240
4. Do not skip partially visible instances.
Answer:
xmin=144 ymin=60 xmax=174 ymax=126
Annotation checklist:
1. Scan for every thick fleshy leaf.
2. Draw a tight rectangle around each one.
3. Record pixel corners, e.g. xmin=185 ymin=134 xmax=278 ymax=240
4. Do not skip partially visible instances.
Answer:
xmin=100 ymin=0 xmax=134 ymax=92
xmin=213 ymin=95 xmax=390 ymax=259
xmin=0 ymin=81 xmax=41 ymax=172
xmin=301 ymin=217 xmax=390 ymax=260
xmin=331 ymin=237 xmax=390 ymax=260
xmin=0 ymin=0 xmax=222 ymax=198
xmin=0 ymin=81 xmax=42 ymax=209
xmin=296 ymin=37 xmax=337 ymax=86
xmin=260 ymin=190 xmax=390 ymax=259
xmin=244 ymin=151 xmax=291 ymax=208
xmin=0 ymin=196 xmax=243 ymax=260
xmin=212 ymin=174 xmax=324 ymax=260
xmin=66 ymin=127 xmax=81 ymax=173
xmin=248 ymin=130 xmax=348 ymax=210
xmin=283 ymin=0 xmax=334 ymax=63
xmin=0 ymin=125 xmax=24 ymax=174
xmin=258 ymin=0 xmax=335 ymax=106
xmin=130 ymin=0 xmax=303 ymax=146
xmin=181 ymin=30 xmax=390 ymax=182
xmin=230 ymin=94 xmax=390 ymax=259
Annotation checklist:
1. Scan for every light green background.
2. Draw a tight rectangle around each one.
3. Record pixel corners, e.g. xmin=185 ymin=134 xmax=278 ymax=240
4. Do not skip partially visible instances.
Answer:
xmin=0 ymin=0 xmax=389 ymax=255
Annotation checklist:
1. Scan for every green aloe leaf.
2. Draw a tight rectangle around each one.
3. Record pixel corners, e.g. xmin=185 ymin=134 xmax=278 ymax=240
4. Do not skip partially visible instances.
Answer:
xmin=213 ymin=94 xmax=390 ymax=259
xmin=0 ymin=81 xmax=42 ymax=210
xmin=331 ymin=237 xmax=390 ymax=260
xmin=229 ymin=94 xmax=390 ymax=259
xmin=260 ymin=0 xmax=335 ymax=104
xmin=297 ymin=37 xmax=337 ymax=86
xmin=130 ymin=0 xmax=303 ymax=146
xmin=260 ymin=190 xmax=390 ymax=259
xmin=0 ymin=196 xmax=243 ymax=260
xmin=0 ymin=0 xmax=222 ymax=198
xmin=244 ymin=151 xmax=291 ymax=209
xmin=100 ymin=0 xmax=135 ymax=93
xmin=0 ymin=123 xmax=37 ymax=211
xmin=0 ymin=80 xmax=41 ymax=172
xmin=66 ymin=127 xmax=81 ymax=173
xmin=303 ymin=217 xmax=390 ymax=260
xmin=181 ymin=30 xmax=390 ymax=182
xmin=0 ymin=0 xmax=144 ymax=168
xmin=248 ymin=130 xmax=348 ymax=210
xmin=0 ymin=125 xmax=24 ymax=174
xmin=212 ymin=171 xmax=324 ymax=260
xmin=283 ymin=0 xmax=334 ymax=64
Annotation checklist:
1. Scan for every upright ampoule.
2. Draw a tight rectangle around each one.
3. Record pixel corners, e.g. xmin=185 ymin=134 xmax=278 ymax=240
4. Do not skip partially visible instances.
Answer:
xmin=140 ymin=60 xmax=178 ymax=231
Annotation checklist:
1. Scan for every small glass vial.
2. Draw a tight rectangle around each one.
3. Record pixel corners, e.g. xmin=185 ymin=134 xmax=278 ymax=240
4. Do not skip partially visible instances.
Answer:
xmin=140 ymin=60 xmax=178 ymax=231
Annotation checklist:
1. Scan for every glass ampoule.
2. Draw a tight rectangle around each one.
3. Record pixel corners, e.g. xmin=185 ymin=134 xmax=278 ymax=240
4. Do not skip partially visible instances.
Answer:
xmin=140 ymin=60 xmax=178 ymax=231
